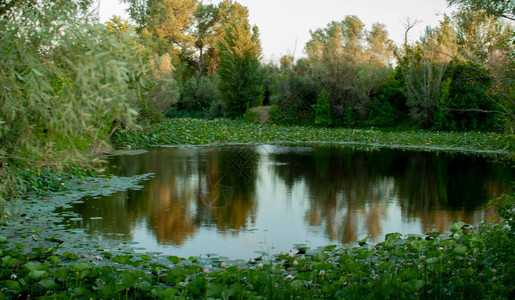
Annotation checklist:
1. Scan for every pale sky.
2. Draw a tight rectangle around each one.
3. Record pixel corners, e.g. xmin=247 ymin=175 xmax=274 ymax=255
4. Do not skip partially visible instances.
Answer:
xmin=97 ymin=0 xmax=456 ymax=62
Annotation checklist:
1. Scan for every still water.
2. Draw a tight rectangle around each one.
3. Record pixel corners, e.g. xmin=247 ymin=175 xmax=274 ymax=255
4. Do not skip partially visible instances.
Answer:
xmin=65 ymin=145 xmax=513 ymax=259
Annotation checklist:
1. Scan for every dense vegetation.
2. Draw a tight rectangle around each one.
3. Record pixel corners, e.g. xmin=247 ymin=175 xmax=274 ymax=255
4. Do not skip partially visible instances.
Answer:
xmin=114 ymin=118 xmax=510 ymax=157
xmin=0 ymin=0 xmax=514 ymax=298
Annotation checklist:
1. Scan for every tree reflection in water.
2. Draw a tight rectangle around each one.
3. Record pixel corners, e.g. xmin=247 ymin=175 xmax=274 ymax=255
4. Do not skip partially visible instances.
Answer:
xmin=271 ymin=147 xmax=511 ymax=243
xmin=67 ymin=146 xmax=513 ymax=256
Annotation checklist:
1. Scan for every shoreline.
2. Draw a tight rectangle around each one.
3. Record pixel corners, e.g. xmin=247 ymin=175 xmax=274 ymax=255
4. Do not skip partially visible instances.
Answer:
xmin=115 ymin=118 xmax=513 ymax=160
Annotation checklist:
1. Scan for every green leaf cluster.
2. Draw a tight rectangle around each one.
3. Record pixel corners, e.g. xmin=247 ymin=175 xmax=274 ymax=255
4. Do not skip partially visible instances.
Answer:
xmin=0 ymin=1 xmax=150 ymax=200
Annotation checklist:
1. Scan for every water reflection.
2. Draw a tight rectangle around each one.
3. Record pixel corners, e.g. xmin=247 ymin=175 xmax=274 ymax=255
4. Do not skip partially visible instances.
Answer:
xmin=270 ymin=148 xmax=509 ymax=241
xmin=66 ymin=146 xmax=513 ymax=258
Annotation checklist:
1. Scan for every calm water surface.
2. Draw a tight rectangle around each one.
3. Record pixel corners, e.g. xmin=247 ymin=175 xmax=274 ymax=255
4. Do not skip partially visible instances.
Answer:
xmin=65 ymin=145 xmax=513 ymax=259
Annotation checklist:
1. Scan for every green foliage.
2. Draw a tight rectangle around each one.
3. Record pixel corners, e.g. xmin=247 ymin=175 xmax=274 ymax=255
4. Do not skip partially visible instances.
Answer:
xmin=305 ymin=16 xmax=394 ymax=124
xmin=178 ymin=75 xmax=221 ymax=116
xmin=14 ymin=167 xmax=94 ymax=197
xmin=448 ymin=0 xmax=515 ymax=21
xmin=343 ymin=107 xmax=358 ymax=128
xmin=400 ymin=43 xmax=449 ymax=129
xmin=113 ymin=119 xmax=510 ymax=160
xmin=366 ymin=99 xmax=397 ymax=127
xmin=433 ymin=60 xmax=502 ymax=131
xmin=312 ymin=90 xmax=333 ymax=127
xmin=270 ymin=62 xmax=317 ymax=125
xmin=139 ymin=54 xmax=180 ymax=123
xmin=0 ymin=0 xmax=149 ymax=199
xmin=217 ymin=18 xmax=263 ymax=118
xmin=481 ymin=192 xmax=515 ymax=295
xmin=0 ymin=1 xmax=144 ymax=160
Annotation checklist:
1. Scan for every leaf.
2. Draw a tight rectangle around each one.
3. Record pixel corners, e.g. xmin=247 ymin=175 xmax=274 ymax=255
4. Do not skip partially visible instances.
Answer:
xmin=70 ymin=262 xmax=89 ymax=272
xmin=0 ymin=236 xmax=7 ymax=243
xmin=425 ymin=232 xmax=441 ymax=238
xmin=2 ymin=256 xmax=18 ymax=268
xmin=24 ymin=261 xmax=45 ymax=271
xmin=112 ymin=255 xmax=132 ymax=265
xmin=167 ymin=256 xmax=184 ymax=264
xmin=454 ymin=245 xmax=468 ymax=255
xmin=29 ymin=269 xmax=47 ymax=280
xmin=358 ymin=235 xmax=370 ymax=246
xmin=139 ymin=254 xmax=151 ymax=261
xmin=426 ymin=257 xmax=440 ymax=264
xmin=313 ymin=262 xmax=332 ymax=271
xmin=39 ymin=279 xmax=59 ymax=290
xmin=32 ymin=68 xmax=44 ymax=77
xmin=62 ymin=252 xmax=79 ymax=260
xmin=54 ymin=268 xmax=69 ymax=280
xmin=323 ymin=245 xmax=338 ymax=252
xmin=410 ymin=240 xmax=426 ymax=252
xmin=4 ymin=280 xmax=21 ymax=291
xmin=73 ymin=286 xmax=89 ymax=296
xmin=377 ymin=261 xmax=393 ymax=271
xmin=384 ymin=232 xmax=402 ymax=248
xmin=450 ymin=222 xmax=466 ymax=234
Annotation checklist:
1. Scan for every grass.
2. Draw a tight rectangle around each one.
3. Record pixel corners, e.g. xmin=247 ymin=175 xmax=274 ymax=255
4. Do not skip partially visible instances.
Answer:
xmin=115 ymin=118 xmax=512 ymax=158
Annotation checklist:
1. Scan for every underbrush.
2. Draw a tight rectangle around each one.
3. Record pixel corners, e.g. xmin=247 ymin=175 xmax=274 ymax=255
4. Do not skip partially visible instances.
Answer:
xmin=0 ymin=194 xmax=513 ymax=299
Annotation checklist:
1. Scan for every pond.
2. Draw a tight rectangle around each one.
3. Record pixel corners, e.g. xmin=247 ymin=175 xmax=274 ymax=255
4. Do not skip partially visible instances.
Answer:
xmin=62 ymin=145 xmax=513 ymax=259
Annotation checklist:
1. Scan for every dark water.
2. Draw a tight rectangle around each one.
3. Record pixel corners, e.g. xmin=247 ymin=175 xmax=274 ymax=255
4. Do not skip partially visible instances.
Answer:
xmin=65 ymin=145 xmax=513 ymax=259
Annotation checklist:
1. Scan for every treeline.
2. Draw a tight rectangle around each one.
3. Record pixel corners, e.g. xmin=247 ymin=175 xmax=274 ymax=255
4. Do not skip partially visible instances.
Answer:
xmin=152 ymin=0 xmax=513 ymax=132
xmin=0 ymin=0 xmax=513 ymax=197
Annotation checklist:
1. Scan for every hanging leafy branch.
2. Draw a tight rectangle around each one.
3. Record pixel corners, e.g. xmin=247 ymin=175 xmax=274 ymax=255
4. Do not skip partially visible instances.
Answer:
xmin=0 ymin=0 xmax=150 ymax=200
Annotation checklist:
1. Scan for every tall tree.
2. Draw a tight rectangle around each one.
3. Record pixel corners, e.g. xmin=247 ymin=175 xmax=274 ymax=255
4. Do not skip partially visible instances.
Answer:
xmin=123 ymin=0 xmax=198 ymax=56
xmin=400 ymin=18 xmax=455 ymax=128
xmin=451 ymin=9 xmax=515 ymax=131
xmin=366 ymin=23 xmax=395 ymax=67
xmin=305 ymin=16 xmax=393 ymax=122
xmin=203 ymin=0 xmax=250 ymax=74
xmin=217 ymin=17 xmax=262 ymax=117
xmin=193 ymin=3 xmax=218 ymax=79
